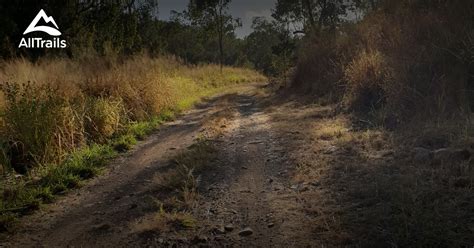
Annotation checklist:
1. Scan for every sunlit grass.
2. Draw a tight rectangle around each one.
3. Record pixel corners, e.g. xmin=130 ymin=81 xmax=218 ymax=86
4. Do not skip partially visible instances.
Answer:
xmin=0 ymin=55 xmax=266 ymax=230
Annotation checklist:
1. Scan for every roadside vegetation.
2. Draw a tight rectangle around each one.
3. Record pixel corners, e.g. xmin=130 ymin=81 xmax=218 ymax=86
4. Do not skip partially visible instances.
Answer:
xmin=0 ymin=0 xmax=472 ymax=245
xmin=0 ymin=55 xmax=265 ymax=230
xmin=291 ymin=0 xmax=473 ymax=135
xmin=275 ymin=0 xmax=473 ymax=245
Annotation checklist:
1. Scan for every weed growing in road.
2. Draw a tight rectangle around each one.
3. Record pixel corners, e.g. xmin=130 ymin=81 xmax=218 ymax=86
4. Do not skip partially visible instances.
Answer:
xmin=158 ymin=138 xmax=217 ymax=203
xmin=147 ymin=138 xmax=218 ymax=233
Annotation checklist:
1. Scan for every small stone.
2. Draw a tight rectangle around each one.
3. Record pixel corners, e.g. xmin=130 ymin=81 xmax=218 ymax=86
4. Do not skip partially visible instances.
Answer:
xmin=192 ymin=235 xmax=208 ymax=244
xmin=177 ymin=237 xmax=188 ymax=243
xmin=323 ymin=145 xmax=338 ymax=154
xmin=381 ymin=150 xmax=394 ymax=157
xmin=268 ymin=178 xmax=274 ymax=183
xmin=267 ymin=223 xmax=275 ymax=228
xmin=94 ymin=223 xmax=111 ymax=231
xmin=213 ymin=226 xmax=226 ymax=234
xmin=241 ymin=166 xmax=248 ymax=170
xmin=224 ymin=224 xmax=234 ymax=232
xmin=300 ymin=186 xmax=310 ymax=192
xmin=310 ymin=181 xmax=320 ymax=187
xmin=238 ymin=227 xmax=254 ymax=236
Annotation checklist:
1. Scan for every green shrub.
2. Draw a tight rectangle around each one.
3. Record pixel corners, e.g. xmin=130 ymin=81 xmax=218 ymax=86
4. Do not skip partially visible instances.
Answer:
xmin=112 ymin=134 xmax=137 ymax=153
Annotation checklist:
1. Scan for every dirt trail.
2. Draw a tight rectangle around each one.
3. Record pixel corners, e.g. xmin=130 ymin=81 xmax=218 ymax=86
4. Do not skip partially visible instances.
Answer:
xmin=1 ymin=83 xmax=315 ymax=247
xmin=2 ymin=82 xmax=473 ymax=247
xmin=183 ymin=93 xmax=317 ymax=247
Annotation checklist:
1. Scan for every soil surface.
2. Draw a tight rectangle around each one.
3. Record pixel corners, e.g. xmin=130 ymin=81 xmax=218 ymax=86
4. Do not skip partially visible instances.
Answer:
xmin=3 ymin=83 xmax=313 ymax=248
xmin=2 ymin=83 xmax=473 ymax=247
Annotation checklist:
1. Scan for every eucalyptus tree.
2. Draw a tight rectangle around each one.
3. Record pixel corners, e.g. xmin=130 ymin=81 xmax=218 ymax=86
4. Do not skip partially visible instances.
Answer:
xmin=186 ymin=0 xmax=241 ymax=68
xmin=272 ymin=0 xmax=349 ymax=34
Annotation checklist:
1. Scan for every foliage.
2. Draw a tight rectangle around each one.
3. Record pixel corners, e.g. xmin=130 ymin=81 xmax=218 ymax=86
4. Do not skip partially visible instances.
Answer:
xmin=0 ymin=0 xmax=257 ymax=72
xmin=0 ymin=0 xmax=159 ymax=58
xmin=0 ymin=55 xmax=264 ymax=175
xmin=244 ymin=17 xmax=298 ymax=76
xmin=0 ymin=55 xmax=265 ymax=229
xmin=273 ymin=0 xmax=349 ymax=33
xmin=291 ymin=0 xmax=473 ymax=127
xmin=184 ymin=0 xmax=241 ymax=67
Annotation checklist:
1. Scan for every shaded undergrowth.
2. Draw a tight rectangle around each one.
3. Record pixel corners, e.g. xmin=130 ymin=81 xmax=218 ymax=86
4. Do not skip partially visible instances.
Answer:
xmin=270 ymin=102 xmax=473 ymax=247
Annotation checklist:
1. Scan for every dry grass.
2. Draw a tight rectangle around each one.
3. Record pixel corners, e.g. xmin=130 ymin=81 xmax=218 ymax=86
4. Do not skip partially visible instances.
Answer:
xmin=272 ymin=103 xmax=473 ymax=246
xmin=146 ymin=138 xmax=217 ymax=232
xmin=312 ymin=118 xmax=350 ymax=141
xmin=344 ymin=50 xmax=399 ymax=114
xmin=0 ymin=55 xmax=264 ymax=229
xmin=147 ymin=99 xmax=238 ymax=234
xmin=0 ymin=55 xmax=265 ymax=173
xmin=292 ymin=0 xmax=473 ymax=131
xmin=156 ymin=139 xmax=217 ymax=195
xmin=140 ymin=139 xmax=218 ymax=235
xmin=134 ymin=207 xmax=197 ymax=233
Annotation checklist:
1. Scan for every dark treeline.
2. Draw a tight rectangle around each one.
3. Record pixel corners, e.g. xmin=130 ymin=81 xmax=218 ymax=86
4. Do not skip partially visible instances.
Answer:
xmin=0 ymin=0 xmax=374 ymax=77
xmin=0 ymin=0 xmax=295 ymax=77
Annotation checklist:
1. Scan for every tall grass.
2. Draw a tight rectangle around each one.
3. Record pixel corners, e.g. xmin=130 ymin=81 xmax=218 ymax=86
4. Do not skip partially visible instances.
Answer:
xmin=0 ymin=55 xmax=265 ymax=228
xmin=291 ymin=0 xmax=473 ymax=130
xmin=288 ymin=2 xmax=474 ymax=245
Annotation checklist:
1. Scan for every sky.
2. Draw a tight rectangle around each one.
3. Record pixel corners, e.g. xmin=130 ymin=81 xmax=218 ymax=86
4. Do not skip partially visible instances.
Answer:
xmin=157 ymin=0 xmax=276 ymax=38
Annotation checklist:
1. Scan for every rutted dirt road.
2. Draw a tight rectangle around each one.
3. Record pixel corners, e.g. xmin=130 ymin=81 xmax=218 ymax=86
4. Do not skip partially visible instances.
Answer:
xmin=3 ymin=82 xmax=473 ymax=247
xmin=2 ymin=83 xmax=319 ymax=247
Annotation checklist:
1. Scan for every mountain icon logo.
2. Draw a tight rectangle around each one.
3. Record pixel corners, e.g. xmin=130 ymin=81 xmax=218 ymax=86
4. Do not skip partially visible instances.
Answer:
xmin=23 ymin=9 xmax=61 ymax=36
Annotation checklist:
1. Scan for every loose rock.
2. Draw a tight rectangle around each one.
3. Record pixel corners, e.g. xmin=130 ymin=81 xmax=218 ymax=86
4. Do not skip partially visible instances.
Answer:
xmin=224 ymin=224 xmax=234 ymax=232
xmin=192 ymin=235 xmax=208 ymax=244
xmin=213 ymin=226 xmax=226 ymax=234
xmin=238 ymin=227 xmax=254 ymax=236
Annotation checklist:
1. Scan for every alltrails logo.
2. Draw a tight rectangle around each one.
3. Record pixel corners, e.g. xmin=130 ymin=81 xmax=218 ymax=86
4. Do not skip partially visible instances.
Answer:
xmin=18 ymin=9 xmax=67 ymax=48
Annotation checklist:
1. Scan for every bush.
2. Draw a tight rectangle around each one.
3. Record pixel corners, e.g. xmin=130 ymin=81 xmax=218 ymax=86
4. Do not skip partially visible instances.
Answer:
xmin=291 ymin=0 xmax=473 ymax=126
xmin=292 ymin=31 xmax=354 ymax=99
xmin=344 ymin=50 xmax=397 ymax=113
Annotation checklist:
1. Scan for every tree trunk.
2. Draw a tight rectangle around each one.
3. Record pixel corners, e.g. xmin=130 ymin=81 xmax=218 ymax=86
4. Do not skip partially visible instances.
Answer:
xmin=317 ymin=0 xmax=328 ymax=33
xmin=302 ymin=0 xmax=316 ymax=30
xmin=218 ymin=2 xmax=224 ymax=72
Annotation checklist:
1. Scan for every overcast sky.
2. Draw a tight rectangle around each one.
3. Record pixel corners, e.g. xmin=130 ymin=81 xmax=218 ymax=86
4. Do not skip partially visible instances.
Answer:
xmin=157 ymin=0 xmax=276 ymax=38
